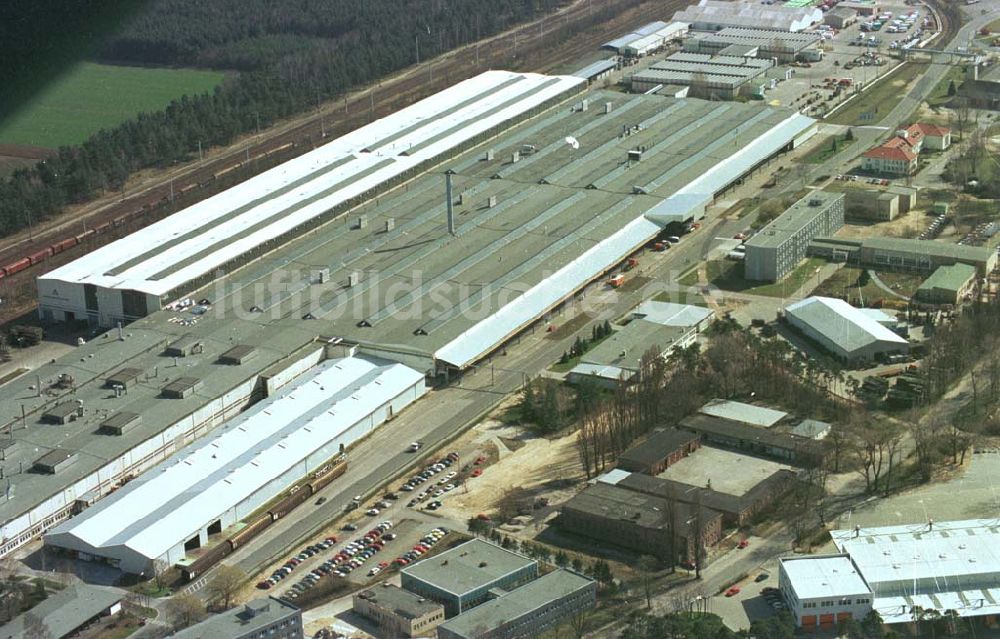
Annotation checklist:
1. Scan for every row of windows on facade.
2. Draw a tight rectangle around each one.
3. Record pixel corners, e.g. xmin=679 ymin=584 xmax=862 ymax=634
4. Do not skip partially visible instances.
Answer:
xmin=802 ymin=597 xmax=870 ymax=608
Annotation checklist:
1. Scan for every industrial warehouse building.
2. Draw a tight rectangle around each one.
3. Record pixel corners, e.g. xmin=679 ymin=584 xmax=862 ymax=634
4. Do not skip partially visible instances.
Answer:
xmin=436 ymin=570 xmax=597 ymax=639
xmin=559 ymin=481 xmax=724 ymax=563
xmin=602 ymin=21 xmax=689 ymax=55
xmin=780 ymin=519 xmax=1000 ymax=628
xmin=744 ymin=191 xmax=844 ymax=282
xmin=567 ymin=302 xmax=712 ymax=387
xmin=783 ymin=296 xmax=909 ymax=365
xmin=683 ymin=28 xmax=821 ymax=63
xmin=680 ymin=411 xmax=828 ymax=466
xmin=673 ymin=0 xmax=822 ymax=32
xmin=808 ymin=236 xmax=998 ymax=275
xmin=0 ymin=70 xmax=817 ymax=561
xmin=45 ymin=356 xmax=425 ymax=574
xmin=629 ymin=52 xmax=775 ymax=99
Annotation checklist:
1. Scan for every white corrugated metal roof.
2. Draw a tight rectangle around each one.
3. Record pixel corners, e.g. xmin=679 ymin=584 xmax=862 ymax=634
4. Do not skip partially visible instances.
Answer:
xmin=572 ymin=58 xmax=617 ymax=80
xmin=635 ymin=21 xmax=671 ymax=36
xmin=632 ymin=301 xmax=713 ymax=327
xmin=568 ymin=362 xmax=632 ymax=381
xmin=46 ymin=356 xmax=424 ymax=561
xmin=828 ymin=519 xmax=1000 ymax=621
xmin=785 ymin=296 xmax=908 ymax=353
xmin=433 ymin=111 xmax=815 ymax=369
xmin=699 ymin=398 xmax=787 ymax=427
xmin=596 ymin=468 xmax=632 ymax=485
xmin=39 ymin=71 xmax=584 ymax=298
xmin=831 ymin=519 xmax=1000 ymax=591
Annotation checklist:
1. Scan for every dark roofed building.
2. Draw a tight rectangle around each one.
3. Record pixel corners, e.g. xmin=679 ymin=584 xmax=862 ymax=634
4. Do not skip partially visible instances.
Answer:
xmin=617 ymin=429 xmax=701 ymax=475
xmin=617 ymin=469 xmax=798 ymax=526
xmin=0 ymin=584 xmax=122 ymax=639
xmin=679 ymin=413 xmax=827 ymax=466
xmin=559 ymin=482 xmax=723 ymax=563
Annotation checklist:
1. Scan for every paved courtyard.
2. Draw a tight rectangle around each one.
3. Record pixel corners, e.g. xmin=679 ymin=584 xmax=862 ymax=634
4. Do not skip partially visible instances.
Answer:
xmin=658 ymin=445 xmax=793 ymax=496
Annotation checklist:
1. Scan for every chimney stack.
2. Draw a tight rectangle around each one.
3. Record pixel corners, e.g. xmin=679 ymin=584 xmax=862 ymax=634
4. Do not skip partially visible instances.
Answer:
xmin=445 ymin=170 xmax=456 ymax=236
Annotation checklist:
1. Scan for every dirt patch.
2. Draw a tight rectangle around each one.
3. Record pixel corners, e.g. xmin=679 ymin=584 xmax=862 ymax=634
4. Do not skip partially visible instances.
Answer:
xmin=836 ymin=213 xmax=929 ymax=240
xmin=437 ymin=420 xmax=584 ymax=529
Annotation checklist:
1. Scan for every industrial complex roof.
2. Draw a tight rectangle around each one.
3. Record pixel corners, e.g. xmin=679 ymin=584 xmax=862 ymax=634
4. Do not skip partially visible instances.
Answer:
xmin=437 ymin=570 xmax=594 ymax=639
xmin=688 ymin=27 xmax=820 ymax=49
xmin=830 ymin=519 xmax=1000 ymax=622
xmin=39 ymin=71 xmax=585 ymax=298
xmin=573 ymin=58 xmax=617 ymax=80
xmin=0 ymin=320 xmax=320 ymax=537
xmin=45 ymin=356 xmax=422 ymax=562
xmin=784 ymin=296 xmax=908 ymax=353
xmin=652 ymin=52 xmax=774 ymax=70
xmin=562 ymin=481 xmax=718 ymax=531
xmin=3 ymin=72 xmax=816 ymax=551
xmin=402 ymin=539 xmax=537 ymax=597
xmin=699 ymin=398 xmax=788 ymax=427
xmin=780 ymin=555 xmax=871 ymax=600
xmin=674 ymin=1 xmax=823 ymax=32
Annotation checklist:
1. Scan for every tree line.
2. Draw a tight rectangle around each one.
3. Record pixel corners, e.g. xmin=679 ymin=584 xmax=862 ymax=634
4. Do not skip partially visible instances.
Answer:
xmin=0 ymin=0 xmax=587 ymax=238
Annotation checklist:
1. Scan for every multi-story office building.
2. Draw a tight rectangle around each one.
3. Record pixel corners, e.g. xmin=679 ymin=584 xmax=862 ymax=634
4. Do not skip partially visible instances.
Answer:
xmin=744 ymin=191 xmax=844 ymax=282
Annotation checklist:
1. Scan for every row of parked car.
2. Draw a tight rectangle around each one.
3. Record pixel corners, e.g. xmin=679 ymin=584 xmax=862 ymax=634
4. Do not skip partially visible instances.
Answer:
xmin=258 ymin=521 xmax=395 ymax=593
xmin=260 ymin=535 xmax=339 ymax=589
xmin=919 ymin=213 xmax=948 ymax=240
xmin=399 ymin=451 xmax=461 ymax=492
xmin=392 ymin=527 xmax=450 ymax=567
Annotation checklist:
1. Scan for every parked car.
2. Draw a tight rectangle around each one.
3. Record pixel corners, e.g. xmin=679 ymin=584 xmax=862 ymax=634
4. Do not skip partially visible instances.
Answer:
xmin=725 ymin=587 xmax=741 ymax=597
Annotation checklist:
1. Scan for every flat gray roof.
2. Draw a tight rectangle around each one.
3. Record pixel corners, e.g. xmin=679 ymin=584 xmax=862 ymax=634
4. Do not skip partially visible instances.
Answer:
xmin=437 ymin=570 xmax=594 ymax=638
xmin=355 ymin=583 xmax=443 ymax=619
xmin=745 ymin=191 xmax=843 ymax=249
xmin=171 ymin=598 xmax=299 ymax=638
xmin=581 ymin=320 xmax=690 ymax=370
xmin=402 ymin=539 xmax=536 ymax=597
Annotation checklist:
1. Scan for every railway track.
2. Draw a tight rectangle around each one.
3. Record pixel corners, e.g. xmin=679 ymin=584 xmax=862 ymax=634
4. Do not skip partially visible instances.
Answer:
xmin=0 ymin=0 xmax=685 ymax=325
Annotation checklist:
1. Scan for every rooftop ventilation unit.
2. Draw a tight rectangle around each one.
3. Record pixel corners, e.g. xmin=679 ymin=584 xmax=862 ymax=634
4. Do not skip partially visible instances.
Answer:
xmin=219 ymin=345 xmax=257 ymax=366
xmin=101 ymin=412 xmax=142 ymax=436
xmin=161 ymin=376 xmax=203 ymax=399
xmin=34 ymin=449 xmax=77 ymax=474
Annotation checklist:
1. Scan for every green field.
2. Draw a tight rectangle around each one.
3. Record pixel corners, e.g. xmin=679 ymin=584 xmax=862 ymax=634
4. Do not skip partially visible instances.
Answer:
xmin=827 ymin=63 xmax=925 ymax=126
xmin=0 ymin=62 xmax=225 ymax=149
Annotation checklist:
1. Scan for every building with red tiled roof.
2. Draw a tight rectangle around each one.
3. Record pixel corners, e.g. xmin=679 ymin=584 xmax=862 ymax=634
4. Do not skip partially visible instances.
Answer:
xmin=861 ymin=122 xmax=950 ymax=175
xmin=912 ymin=122 xmax=952 ymax=150
xmin=862 ymin=143 xmax=918 ymax=175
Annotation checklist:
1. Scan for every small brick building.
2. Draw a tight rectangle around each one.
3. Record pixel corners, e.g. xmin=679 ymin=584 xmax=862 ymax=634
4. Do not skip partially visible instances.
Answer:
xmin=617 ymin=429 xmax=701 ymax=475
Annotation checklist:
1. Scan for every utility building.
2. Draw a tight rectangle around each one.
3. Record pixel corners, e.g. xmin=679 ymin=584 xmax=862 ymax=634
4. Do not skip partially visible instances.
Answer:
xmin=673 ymin=0 xmax=823 ymax=32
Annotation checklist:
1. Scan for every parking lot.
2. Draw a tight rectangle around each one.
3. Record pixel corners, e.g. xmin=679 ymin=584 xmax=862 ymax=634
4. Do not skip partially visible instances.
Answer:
xmin=765 ymin=0 xmax=935 ymax=111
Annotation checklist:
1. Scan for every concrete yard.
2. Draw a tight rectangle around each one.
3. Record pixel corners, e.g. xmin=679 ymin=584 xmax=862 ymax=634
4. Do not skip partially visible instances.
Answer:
xmin=657 ymin=445 xmax=793 ymax=496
